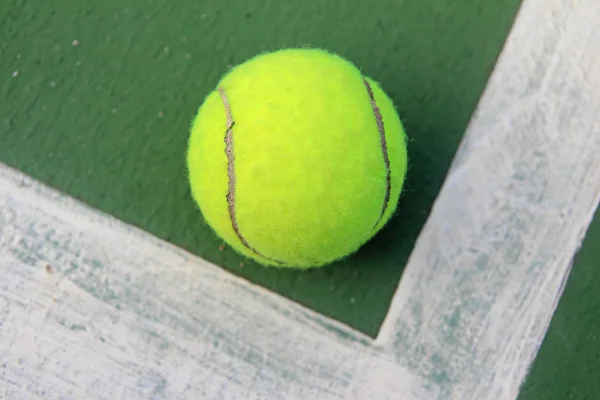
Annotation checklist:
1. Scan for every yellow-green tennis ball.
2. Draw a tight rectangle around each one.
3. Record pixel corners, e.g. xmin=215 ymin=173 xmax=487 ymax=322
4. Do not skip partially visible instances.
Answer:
xmin=187 ymin=48 xmax=408 ymax=268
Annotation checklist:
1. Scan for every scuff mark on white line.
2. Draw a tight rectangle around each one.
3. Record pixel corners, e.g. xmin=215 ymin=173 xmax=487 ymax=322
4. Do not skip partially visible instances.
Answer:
xmin=376 ymin=0 xmax=600 ymax=399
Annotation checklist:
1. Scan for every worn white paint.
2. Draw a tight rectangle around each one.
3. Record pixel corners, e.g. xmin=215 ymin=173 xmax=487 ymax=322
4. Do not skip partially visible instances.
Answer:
xmin=377 ymin=0 xmax=600 ymax=398
xmin=1 ymin=0 xmax=600 ymax=399
xmin=0 ymin=165 xmax=434 ymax=399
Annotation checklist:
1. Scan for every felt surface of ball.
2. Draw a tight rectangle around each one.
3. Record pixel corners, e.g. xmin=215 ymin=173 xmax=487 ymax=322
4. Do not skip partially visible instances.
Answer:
xmin=187 ymin=48 xmax=408 ymax=268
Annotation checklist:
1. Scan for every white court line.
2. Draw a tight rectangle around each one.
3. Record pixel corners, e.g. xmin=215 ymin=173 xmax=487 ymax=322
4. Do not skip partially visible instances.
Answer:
xmin=1 ymin=0 xmax=600 ymax=399
xmin=377 ymin=0 xmax=600 ymax=398
xmin=0 ymin=162 xmax=433 ymax=400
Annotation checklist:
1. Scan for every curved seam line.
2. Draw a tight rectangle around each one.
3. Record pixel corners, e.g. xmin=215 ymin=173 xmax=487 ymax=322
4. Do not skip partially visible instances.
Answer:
xmin=363 ymin=77 xmax=392 ymax=229
xmin=219 ymin=87 xmax=285 ymax=265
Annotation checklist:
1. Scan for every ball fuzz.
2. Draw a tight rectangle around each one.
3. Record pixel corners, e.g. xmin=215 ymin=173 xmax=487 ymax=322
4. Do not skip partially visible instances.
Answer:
xmin=187 ymin=48 xmax=408 ymax=268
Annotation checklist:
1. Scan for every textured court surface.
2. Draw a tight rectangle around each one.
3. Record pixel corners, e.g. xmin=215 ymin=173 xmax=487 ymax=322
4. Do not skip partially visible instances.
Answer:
xmin=1 ymin=0 xmax=600 ymax=399
xmin=0 ymin=0 xmax=522 ymax=335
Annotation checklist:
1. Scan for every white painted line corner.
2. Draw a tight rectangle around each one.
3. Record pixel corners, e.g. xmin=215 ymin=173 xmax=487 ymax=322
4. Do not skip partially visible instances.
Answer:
xmin=2 ymin=0 xmax=600 ymax=399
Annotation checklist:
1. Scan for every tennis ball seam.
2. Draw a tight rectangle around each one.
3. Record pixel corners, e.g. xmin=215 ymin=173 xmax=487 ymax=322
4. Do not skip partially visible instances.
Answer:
xmin=218 ymin=87 xmax=286 ymax=266
xmin=216 ymin=75 xmax=392 ymax=266
xmin=362 ymin=77 xmax=392 ymax=228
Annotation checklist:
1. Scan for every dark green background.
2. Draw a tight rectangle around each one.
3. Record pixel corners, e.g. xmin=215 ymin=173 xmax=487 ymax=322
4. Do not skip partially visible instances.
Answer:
xmin=1 ymin=0 xmax=521 ymax=336
xmin=5 ymin=1 xmax=598 ymax=398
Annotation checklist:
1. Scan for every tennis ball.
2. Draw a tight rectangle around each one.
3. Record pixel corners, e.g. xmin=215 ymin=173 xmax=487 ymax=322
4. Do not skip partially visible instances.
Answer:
xmin=187 ymin=48 xmax=408 ymax=268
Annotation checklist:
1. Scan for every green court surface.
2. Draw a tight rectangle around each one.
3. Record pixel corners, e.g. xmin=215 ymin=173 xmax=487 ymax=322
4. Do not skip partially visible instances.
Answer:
xmin=2 ymin=0 xmax=599 ymax=398
xmin=1 ymin=0 xmax=521 ymax=337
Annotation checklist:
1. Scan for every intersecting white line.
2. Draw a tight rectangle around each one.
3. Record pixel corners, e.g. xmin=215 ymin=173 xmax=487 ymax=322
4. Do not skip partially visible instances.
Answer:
xmin=377 ymin=0 xmax=600 ymax=398
xmin=1 ymin=0 xmax=600 ymax=399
